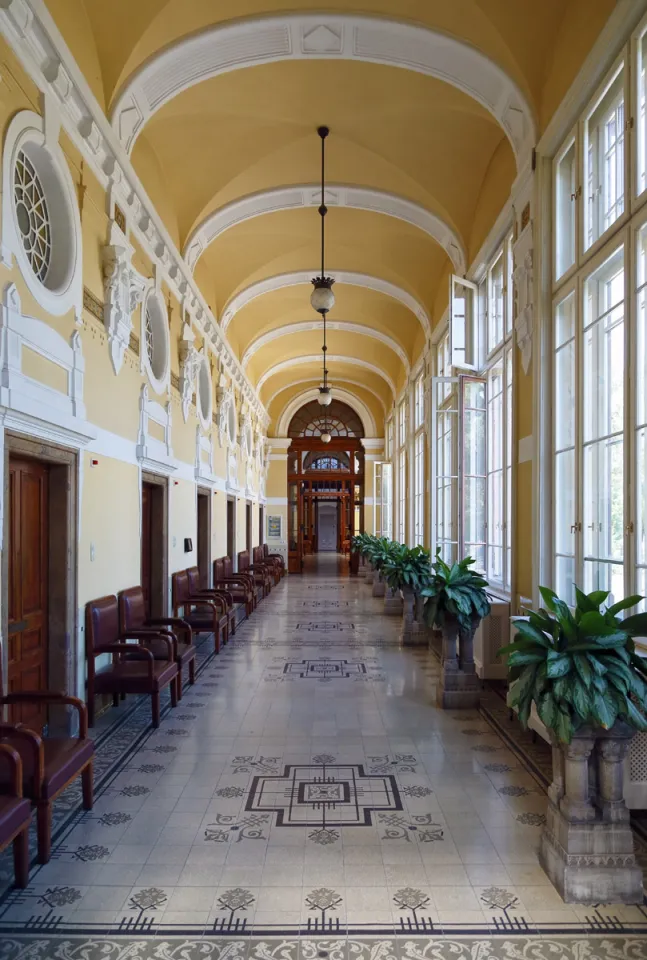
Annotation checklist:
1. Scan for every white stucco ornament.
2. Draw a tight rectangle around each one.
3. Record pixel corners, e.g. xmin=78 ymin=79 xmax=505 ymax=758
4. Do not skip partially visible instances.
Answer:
xmin=102 ymin=224 xmax=146 ymax=375
xmin=178 ymin=322 xmax=202 ymax=422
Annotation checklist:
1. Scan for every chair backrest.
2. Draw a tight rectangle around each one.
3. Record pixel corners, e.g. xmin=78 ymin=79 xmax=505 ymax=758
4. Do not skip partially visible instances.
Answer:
xmin=263 ymin=544 xmax=269 ymax=559
xmin=118 ymin=586 xmax=146 ymax=633
xmin=214 ymin=558 xmax=225 ymax=582
xmin=171 ymin=570 xmax=190 ymax=611
xmin=238 ymin=550 xmax=250 ymax=572
xmin=186 ymin=567 xmax=201 ymax=594
xmin=85 ymin=596 xmax=119 ymax=683
xmin=223 ymin=556 xmax=234 ymax=577
xmin=253 ymin=546 xmax=264 ymax=565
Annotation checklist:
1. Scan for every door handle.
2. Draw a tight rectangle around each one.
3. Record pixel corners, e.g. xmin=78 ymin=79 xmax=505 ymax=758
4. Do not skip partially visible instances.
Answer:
xmin=8 ymin=620 xmax=27 ymax=635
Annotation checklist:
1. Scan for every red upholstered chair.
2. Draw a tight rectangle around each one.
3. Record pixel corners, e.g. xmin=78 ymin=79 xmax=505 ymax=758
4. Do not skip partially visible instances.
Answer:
xmin=0 ymin=694 xmax=94 ymax=864
xmin=171 ymin=570 xmax=229 ymax=653
xmin=263 ymin=543 xmax=286 ymax=577
xmin=85 ymin=595 xmax=178 ymax=729
xmin=213 ymin=557 xmax=253 ymax=617
xmin=255 ymin=545 xmax=281 ymax=585
xmin=186 ymin=567 xmax=237 ymax=636
xmin=118 ymin=586 xmax=196 ymax=701
xmin=223 ymin=556 xmax=258 ymax=608
xmin=0 ymin=744 xmax=32 ymax=886
xmin=239 ymin=550 xmax=271 ymax=598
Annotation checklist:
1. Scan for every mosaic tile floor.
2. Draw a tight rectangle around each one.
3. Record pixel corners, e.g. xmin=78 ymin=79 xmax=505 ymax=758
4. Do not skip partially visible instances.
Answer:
xmin=1 ymin=555 xmax=646 ymax=959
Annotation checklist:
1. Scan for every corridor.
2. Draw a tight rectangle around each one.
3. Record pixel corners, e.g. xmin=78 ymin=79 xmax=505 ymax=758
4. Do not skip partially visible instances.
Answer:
xmin=1 ymin=563 xmax=646 ymax=957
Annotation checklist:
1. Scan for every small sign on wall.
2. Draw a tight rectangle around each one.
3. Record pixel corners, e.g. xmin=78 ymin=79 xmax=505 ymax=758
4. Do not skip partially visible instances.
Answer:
xmin=267 ymin=515 xmax=282 ymax=539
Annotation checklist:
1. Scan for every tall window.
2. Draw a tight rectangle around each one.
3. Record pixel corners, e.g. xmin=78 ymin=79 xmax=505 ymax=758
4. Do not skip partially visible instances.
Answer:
xmin=413 ymin=375 xmax=425 ymax=546
xmin=550 ymin=45 xmax=645 ymax=608
xmin=397 ymin=401 xmax=407 ymax=542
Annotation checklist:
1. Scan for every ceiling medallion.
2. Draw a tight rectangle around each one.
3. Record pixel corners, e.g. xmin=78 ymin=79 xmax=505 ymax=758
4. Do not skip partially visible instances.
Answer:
xmin=312 ymin=125 xmax=335 ymax=413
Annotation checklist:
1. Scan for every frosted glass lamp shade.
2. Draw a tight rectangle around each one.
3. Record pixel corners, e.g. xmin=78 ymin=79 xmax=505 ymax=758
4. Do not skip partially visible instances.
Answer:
xmin=321 ymin=432 xmax=332 ymax=443
xmin=310 ymin=277 xmax=335 ymax=314
xmin=318 ymin=386 xmax=332 ymax=406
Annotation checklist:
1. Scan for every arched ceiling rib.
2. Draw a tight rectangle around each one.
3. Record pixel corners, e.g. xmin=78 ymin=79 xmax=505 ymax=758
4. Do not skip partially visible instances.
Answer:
xmin=242 ymin=322 xmax=410 ymax=374
xmin=220 ymin=270 xmax=431 ymax=338
xmin=111 ymin=13 xmax=535 ymax=165
xmin=275 ymin=388 xmax=378 ymax=438
xmin=184 ymin=185 xmax=466 ymax=275
xmin=266 ymin=378 xmax=387 ymax=416
xmin=257 ymin=355 xmax=396 ymax=397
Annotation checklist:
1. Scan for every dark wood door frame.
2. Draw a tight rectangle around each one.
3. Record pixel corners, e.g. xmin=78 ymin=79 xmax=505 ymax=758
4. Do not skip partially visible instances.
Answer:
xmin=226 ymin=496 xmax=236 ymax=568
xmin=197 ymin=487 xmax=212 ymax=588
xmin=141 ymin=472 xmax=169 ymax=617
xmin=2 ymin=433 xmax=78 ymax=734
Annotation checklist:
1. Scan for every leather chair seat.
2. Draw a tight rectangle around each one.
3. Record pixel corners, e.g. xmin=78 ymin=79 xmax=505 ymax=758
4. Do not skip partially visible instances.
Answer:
xmin=0 ymin=736 xmax=94 ymax=801
xmin=0 ymin=795 xmax=31 ymax=840
xmin=94 ymin=660 xmax=177 ymax=693
xmin=144 ymin=639 xmax=195 ymax=666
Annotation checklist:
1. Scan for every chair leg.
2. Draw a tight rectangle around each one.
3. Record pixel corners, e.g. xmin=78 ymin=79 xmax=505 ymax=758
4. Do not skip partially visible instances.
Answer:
xmin=112 ymin=694 xmax=119 ymax=708
xmin=88 ymin=692 xmax=95 ymax=728
xmin=152 ymin=691 xmax=161 ymax=728
xmin=13 ymin=827 xmax=29 ymax=888
xmin=170 ymin=677 xmax=178 ymax=708
xmin=176 ymin=664 xmax=183 ymax=701
xmin=36 ymin=802 xmax=52 ymax=864
xmin=214 ymin=625 xmax=221 ymax=654
xmin=189 ymin=658 xmax=196 ymax=684
xmin=82 ymin=760 xmax=94 ymax=810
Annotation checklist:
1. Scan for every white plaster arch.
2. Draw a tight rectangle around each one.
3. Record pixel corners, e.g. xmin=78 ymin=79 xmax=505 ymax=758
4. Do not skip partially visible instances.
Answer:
xmin=112 ymin=14 xmax=535 ymax=167
xmin=257 ymin=355 xmax=396 ymax=397
xmin=275 ymin=387 xmax=377 ymax=438
xmin=242 ymin=321 xmax=409 ymax=373
xmin=267 ymin=377 xmax=387 ymax=416
xmin=221 ymin=270 xmax=431 ymax=337
xmin=183 ymin=184 xmax=465 ymax=275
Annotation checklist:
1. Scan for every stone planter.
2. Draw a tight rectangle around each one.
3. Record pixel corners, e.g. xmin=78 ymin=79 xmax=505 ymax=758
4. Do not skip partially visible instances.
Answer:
xmin=436 ymin=614 xmax=481 ymax=709
xmin=539 ymin=722 xmax=643 ymax=903
xmin=349 ymin=550 xmax=360 ymax=575
xmin=383 ymin=585 xmax=403 ymax=616
xmin=364 ymin=562 xmax=375 ymax=586
xmin=357 ymin=557 xmax=368 ymax=578
xmin=399 ymin=586 xmax=427 ymax=645
xmin=372 ymin=570 xmax=386 ymax=597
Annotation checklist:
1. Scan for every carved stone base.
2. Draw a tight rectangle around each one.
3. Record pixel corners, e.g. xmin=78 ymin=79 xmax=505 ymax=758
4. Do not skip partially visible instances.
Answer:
xmin=436 ymin=665 xmax=481 ymax=709
xmin=383 ymin=588 xmax=402 ymax=616
xmin=364 ymin=567 xmax=375 ymax=585
xmin=400 ymin=619 xmax=428 ymax=646
xmin=540 ymin=802 xmax=643 ymax=903
xmin=372 ymin=575 xmax=386 ymax=598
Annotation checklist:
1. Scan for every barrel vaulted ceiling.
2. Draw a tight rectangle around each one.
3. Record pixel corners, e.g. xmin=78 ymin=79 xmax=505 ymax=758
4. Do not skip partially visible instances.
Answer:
xmin=46 ymin=0 xmax=615 ymax=436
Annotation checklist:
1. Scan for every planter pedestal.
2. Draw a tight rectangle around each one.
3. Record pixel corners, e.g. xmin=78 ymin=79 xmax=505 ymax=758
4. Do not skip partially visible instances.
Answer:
xmin=364 ymin=564 xmax=375 ymax=586
xmin=372 ymin=572 xmax=386 ymax=597
xmin=539 ymin=723 xmax=642 ymax=903
xmin=400 ymin=588 xmax=426 ymax=645
xmin=384 ymin=586 xmax=403 ymax=616
xmin=436 ymin=617 xmax=480 ymax=709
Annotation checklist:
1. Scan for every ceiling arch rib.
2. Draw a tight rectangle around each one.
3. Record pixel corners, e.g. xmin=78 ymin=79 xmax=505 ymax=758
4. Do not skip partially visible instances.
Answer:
xmin=257 ymin=355 xmax=396 ymax=397
xmin=183 ymin=185 xmax=466 ymax=276
xmin=267 ymin=378 xmax=386 ymax=416
xmin=111 ymin=13 xmax=535 ymax=166
xmin=275 ymin=388 xmax=377 ymax=439
xmin=221 ymin=271 xmax=431 ymax=338
xmin=242 ymin=322 xmax=410 ymax=374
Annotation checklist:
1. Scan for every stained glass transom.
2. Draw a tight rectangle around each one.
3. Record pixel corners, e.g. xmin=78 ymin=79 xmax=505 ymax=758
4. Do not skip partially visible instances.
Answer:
xmin=14 ymin=149 xmax=51 ymax=283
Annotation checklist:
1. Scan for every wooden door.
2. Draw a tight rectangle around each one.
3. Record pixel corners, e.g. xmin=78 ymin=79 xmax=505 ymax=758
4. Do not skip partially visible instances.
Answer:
xmin=197 ymin=492 xmax=210 ymax=587
xmin=227 ymin=498 xmax=235 ymax=560
xmin=8 ymin=458 xmax=49 ymax=730
xmin=141 ymin=482 xmax=152 ymax=618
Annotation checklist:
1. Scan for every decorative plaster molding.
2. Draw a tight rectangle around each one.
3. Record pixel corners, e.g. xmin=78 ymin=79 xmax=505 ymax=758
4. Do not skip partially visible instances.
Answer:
xmin=267 ymin=377 xmax=386 ymax=415
xmin=0 ymin=282 xmax=96 ymax=446
xmin=184 ymin=184 xmax=466 ymax=275
xmin=511 ymin=169 xmax=534 ymax=376
xmin=257 ymin=355 xmax=396 ymax=397
xmin=136 ymin=383 xmax=175 ymax=474
xmin=275 ymin=386 xmax=377 ymax=438
xmin=111 ymin=13 xmax=535 ymax=167
xmin=216 ymin=382 xmax=237 ymax=449
xmin=221 ymin=270 xmax=431 ymax=338
xmin=178 ymin=322 xmax=202 ymax=422
xmin=102 ymin=220 xmax=146 ymax=374
xmin=0 ymin=0 xmax=269 ymax=427
xmin=242 ymin=321 xmax=410 ymax=373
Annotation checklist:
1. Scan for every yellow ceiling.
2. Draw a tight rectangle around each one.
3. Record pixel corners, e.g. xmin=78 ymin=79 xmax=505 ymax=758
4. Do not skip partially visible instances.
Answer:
xmin=44 ymin=0 xmax=616 ymax=436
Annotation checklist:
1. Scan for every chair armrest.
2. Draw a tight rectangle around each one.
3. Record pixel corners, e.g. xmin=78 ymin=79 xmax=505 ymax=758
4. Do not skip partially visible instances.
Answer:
xmin=0 ymin=724 xmax=43 ymax=782
xmin=186 ymin=596 xmax=226 ymax=617
xmin=95 ymin=643 xmax=155 ymax=680
xmin=147 ymin=617 xmax=193 ymax=645
xmin=0 ymin=744 xmax=23 ymax=796
xmin=207 ymin=589 xmax=234 ymax=608
xmin=1 ymin=692 xmax=89 ymax=738
xmin=123 ymin=630 xmax=176 ymax=660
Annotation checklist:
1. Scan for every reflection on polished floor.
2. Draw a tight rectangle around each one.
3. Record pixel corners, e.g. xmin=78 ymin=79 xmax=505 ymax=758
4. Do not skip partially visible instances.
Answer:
xmin=1 ymin=556 xmax=646 ymax=958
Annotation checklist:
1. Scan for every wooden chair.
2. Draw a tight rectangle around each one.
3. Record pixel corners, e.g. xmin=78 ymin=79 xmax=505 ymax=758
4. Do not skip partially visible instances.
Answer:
xmin=0 ymin=744 xmax=32 ymax=886
xmin=85 ymin=595 xmax=178 ymax=729
xmin=118 ymin=586 xmax=196 ymax=701
xmin=223 ymin=556 xmax=258 ymax=609
xmin=263 ymin=543 xmax=286 ymax=577
xmin=0 ymin=693 xmax=94 ymax=864
xmin=171 ymin=570 xmax=229 ymax=653
xmin=213 ymin=557 xmax=253 ymax=617
xmin=186 ymin=567 xmax=237 ymax=637
xmin=254 ymin=546 xmax=281 ymax=585
xmin=239 ymin=549 xmax=271 ymax=598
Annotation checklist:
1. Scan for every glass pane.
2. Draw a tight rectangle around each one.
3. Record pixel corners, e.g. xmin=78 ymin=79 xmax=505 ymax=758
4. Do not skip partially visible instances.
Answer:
xmin=555 ymin=139 xmax=576 ymax=279
xmin=488 ymin=254 xmax=504 ymax=353
xmin=637 ymin=27 xmax=647 ymax=197
xmin=585 ymin=64 xmax=625 ymax=250
xmin=637 ymin=223 xmax=647 ymax=428
xmin=556 ymin=556 xmax=576 ymax=607
xmin=554 ymin=290 xmax=577 ymax=596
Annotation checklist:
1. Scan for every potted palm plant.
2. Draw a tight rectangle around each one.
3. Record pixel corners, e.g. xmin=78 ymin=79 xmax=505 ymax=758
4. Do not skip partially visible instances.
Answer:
xmin=421 ymin=550 xmax=491 ymax=707
xmin=351 ymin=533 xmax=371 ymax=577
xmin=500 ymin=585 xmax=647 ymax=903
xmin=365 ymin=537 xmax=393 ymax=598
xmin=383 ymin=544 xmax=431 ymax=644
